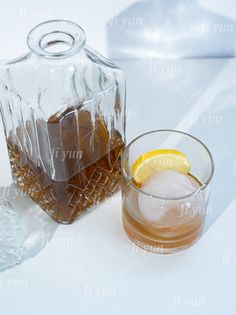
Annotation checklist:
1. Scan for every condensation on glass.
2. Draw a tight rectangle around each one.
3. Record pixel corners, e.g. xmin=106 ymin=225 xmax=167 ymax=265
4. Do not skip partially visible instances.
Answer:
xmin=0 ymin=20 xmax=126 ymax=224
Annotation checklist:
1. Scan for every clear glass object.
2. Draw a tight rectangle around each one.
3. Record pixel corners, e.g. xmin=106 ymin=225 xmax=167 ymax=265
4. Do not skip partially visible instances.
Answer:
xmin=0 ymin=198 xmax=25 ymax=271
xmin=0 ymin=20 xmax=126 ymax=224
xmin=121 ymin=130 xmax=214 ymax=254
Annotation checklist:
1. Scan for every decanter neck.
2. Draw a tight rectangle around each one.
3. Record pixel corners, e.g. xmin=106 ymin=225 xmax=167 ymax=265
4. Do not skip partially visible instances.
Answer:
xmin=27 ymin=20 xmax=86 ymax=60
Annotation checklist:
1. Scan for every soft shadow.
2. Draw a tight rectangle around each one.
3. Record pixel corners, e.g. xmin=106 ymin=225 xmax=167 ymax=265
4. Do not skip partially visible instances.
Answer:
xmin=114 ymin=58 xmax=229 ymax=143
xmin=187 ymin=85 xmax=236 ymax=230
xmin=0 ymin=182 xmax=58 ymax=259
xmin=107 ymin=0 xmax=236 ymax=59
xmin=106 ymin=0 xmax=236 ymax=232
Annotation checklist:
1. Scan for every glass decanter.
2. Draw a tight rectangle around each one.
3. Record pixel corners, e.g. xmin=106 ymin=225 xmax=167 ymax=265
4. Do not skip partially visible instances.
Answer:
xmin=0 ymin=20 xmax=126 ymax=224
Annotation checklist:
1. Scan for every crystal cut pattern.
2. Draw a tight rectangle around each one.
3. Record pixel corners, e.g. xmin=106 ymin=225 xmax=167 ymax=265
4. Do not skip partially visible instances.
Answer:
xmin=0 ymin=20 xmax=126 ymax=223
xmin=0 ymin=199 xmax=25 ymax=271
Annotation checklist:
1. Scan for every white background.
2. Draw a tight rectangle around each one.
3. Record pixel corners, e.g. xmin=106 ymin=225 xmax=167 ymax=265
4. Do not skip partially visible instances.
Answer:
xmin=0 ymin=0 xmax=235 ymax=59
xmin=0 ymin=1 xmax=236 ymax=315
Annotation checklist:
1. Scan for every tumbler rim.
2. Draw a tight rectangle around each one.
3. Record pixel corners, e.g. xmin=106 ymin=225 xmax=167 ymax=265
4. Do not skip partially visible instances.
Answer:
xmin=121 ymin=129 xmax=214 ymax=201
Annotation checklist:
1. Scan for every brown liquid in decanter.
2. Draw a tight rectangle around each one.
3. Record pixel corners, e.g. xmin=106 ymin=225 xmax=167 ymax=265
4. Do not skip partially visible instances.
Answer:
xmin=7 ymin=107 xmax=124 ymax=223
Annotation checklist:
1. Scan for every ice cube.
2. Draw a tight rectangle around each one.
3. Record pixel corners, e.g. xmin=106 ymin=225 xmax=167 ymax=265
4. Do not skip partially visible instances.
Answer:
xmin=138 ymin=170 xmax=201 ymax=223
xmin=0 ymin=199 xmax=25 ymax=271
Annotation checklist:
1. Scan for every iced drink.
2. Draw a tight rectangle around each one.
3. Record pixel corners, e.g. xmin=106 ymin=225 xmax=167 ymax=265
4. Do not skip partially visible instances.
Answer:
xmin=123 ymin=170 xmax=205 ymax=253
xmin=121 ymin=130 xmax=214 ymax=254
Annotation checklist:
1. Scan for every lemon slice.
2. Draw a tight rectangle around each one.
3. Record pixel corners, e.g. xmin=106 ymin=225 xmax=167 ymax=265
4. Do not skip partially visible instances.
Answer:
xmin=133 ymin=149 xmax=191 ymax=184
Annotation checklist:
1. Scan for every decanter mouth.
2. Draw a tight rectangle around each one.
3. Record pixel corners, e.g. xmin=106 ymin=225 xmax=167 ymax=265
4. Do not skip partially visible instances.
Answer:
xmin=27 ymin=20 xmax=86 ymax=59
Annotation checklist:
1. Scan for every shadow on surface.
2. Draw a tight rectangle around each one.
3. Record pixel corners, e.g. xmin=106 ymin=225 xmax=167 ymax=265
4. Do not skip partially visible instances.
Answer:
xmin=106 ymin=0 xmax=236 ymax=233
xmin=188 ymin=84 xmax=236 ymax=230
xmin=107 ymin=0 xmax=236 ymax=59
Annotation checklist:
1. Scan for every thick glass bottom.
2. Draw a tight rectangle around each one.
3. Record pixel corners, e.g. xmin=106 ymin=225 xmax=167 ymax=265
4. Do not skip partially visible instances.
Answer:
xmin=122 ymin=210 xmax=204 ymax=255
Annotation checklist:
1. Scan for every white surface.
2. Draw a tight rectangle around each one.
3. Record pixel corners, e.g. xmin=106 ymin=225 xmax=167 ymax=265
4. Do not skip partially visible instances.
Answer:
xmin=0 ymin=57 xmax=235 ymax=315
xmin=0 ymin=1 xmax=236 ymax=315
xmin=0 ymin=0 xmax=134 ymax=60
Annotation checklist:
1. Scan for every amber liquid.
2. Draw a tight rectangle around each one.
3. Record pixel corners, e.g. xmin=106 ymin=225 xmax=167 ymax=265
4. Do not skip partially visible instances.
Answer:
xmin=122 ymin=176 xmax=204 ymax=254
xmin=7 ymin=108 xmax=124 ymax=224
